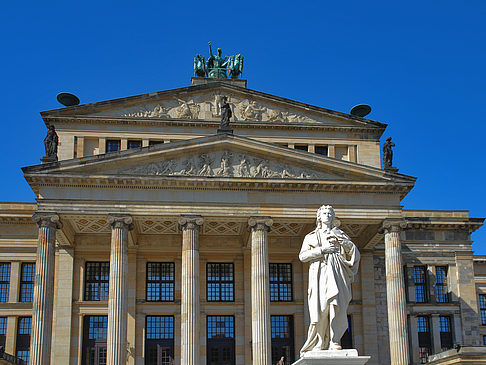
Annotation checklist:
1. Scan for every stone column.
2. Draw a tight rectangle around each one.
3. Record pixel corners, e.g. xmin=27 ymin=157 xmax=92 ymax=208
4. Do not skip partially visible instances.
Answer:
xmin=248 ymin=217 xmax=273 ymax=365
xmin=106 ymin=214 xmax=133 ymax=365
xmin=382 ymin=220 xmax=409 ymax=365
xmin=178 ymin=215 xmax=203 ymax=365
xmin=30 ymin=213 xmax=62 ymax=365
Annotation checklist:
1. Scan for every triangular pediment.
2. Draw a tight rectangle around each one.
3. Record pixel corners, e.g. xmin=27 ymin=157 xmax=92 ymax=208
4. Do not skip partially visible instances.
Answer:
xmin=23 ymin=134 xmax=415 ymax=187
xmin=41 ymin=83 xmax=385 ymax=130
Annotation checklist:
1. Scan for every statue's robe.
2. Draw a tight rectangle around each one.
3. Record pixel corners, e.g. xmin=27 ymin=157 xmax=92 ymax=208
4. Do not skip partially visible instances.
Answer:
xmin=299 ymin=226 xmax=360 ymax=352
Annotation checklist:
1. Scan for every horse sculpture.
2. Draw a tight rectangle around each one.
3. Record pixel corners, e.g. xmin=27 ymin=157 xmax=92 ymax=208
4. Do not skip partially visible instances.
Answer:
xmin=194 ymin=54 xmax=206 ymax=77
xmin=228 ymin=54 xmax=244 ymax=79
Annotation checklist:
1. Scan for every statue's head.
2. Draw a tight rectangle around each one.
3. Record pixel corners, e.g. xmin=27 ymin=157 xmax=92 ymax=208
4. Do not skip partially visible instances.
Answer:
xmin=217 ymin=48 xmax=222 ymax=56
xmin=386 ymin=137 xmax=392 ymax=142
xmin=49 ymin=125 xmax=55 ymax=131
xmin=316 ymin=205 xmax=335 ymax=227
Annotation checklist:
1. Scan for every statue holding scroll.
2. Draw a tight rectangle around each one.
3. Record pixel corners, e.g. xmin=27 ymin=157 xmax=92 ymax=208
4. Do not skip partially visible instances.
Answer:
xmin=299 ymin=205 xmax=360 ymax=353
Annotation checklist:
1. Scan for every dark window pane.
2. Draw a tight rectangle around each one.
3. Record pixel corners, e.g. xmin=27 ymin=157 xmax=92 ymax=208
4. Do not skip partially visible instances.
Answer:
xmin=207 ymin=263 xmax=234 ymax=302
xmin=271 ymin=316 xmax=295 ymax=365
xmin=340 ymin=316 xmax=353 ymax=349
xmin=85 ymin=262 xmax=110 ymax=301
xmin=207 ymin=316 xmax=235 ymax=365
xmin=127 ymin=140 xmax=142 ymax=149
xmin=270 ymin=263 xmax=293 ymax=302
xmin=145 ymin=316 xmax=174 ymax=365
xmin=414 ymin=267 xmax=428 ymax=303
xmin=16 ymin=316 xmax=31 ymax=364
xmin=207 ymin=316 xmax=234 ymax=339
xmin=146 ymin=263 xmax=175 ymax=302
xmin=106 ymin=140 xmax=121 ymax=153
xmin=417 ymin=316 xmax=431 ymax=363
xmin=20 ymin=263 xmax=35 ymax=302
xmin=480 ymin=295 xmax=486 ymax=325
xmin=82 ymin=316 xmax=108 ymax=365
xmin=436 ymin=266 xmax=449 ymax=303
xmin=294 ymin=145 xmax=307 ymax=151
xmin=315 ymin=146 xmax=328 ymax=156
xmin=149 ymin=140 xmax=164 ymax=146
xmin=146 ymin=316 xmax=174 ymax=340
xmin=0 ymin=263 xmax=10 ymax=302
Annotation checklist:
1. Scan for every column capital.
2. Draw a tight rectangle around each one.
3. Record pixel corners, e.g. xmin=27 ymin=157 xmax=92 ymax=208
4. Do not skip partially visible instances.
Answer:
xmin=381 ymin=219 xmax=407 ymax=234
xmin=32 ymin=213 xmax=62 ymax=229
xmin=107 ymin=214 xmax=134 ymax=230
xmin=248 ymin=216 xmax=273 ymax=232
xmin=178 ymin=215 xmax=203 ymax=231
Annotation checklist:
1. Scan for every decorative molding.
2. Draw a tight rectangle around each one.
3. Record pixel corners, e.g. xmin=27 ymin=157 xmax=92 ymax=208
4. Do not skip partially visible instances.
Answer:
xmin=32 ymin=212 xmax=62 ymax=229
xmin=268 ymin=222 xmax=304 ymax=236
xmin=134 ymin=217 xmax=179 ymax=234
xmin=178 ymin=215 xmax=204 ymax=231
xmin=107 ymin=214 xmax=134 ymax=230
xmin=70 ymin=215 xmax=111 ymax=233
xmin=248 ymin=217 xmax=273 ymax=232
xmin=202 ymin=220 xmax=244 ymax=235
xmin=340 ymin=223 xmax=367 ymax=238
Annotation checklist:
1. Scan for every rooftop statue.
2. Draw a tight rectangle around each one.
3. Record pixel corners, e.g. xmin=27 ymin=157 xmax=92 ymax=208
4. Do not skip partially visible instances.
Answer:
xmin=299 ymin=205 xmax=360 ymax=353
xmin=193 ymin=42 xmax=244 ymax=79
xmin=44 ymin=125 xmax=59 ymax=160
xmin=383 ymin=136 xmax=395 ymax=170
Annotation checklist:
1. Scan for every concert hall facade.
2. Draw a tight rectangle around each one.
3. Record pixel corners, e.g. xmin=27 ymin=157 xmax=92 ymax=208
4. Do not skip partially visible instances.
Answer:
xmin=0 ymin=75 xmax=484 ymax=364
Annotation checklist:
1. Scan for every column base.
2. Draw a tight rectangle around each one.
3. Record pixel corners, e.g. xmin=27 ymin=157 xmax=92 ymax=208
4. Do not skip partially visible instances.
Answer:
xmin=293 ymin=350 xmax=370 ymax=365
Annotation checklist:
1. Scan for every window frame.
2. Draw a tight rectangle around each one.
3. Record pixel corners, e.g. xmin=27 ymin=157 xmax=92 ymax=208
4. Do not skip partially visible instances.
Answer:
xmin=105 ymin=139 xmax=121 ymax=153
xmin=269 ymin=263 xmax=293 ymax=302
xmin=417 ymin=315 xmax=431 ymax=363
xmin=206 ymin=315 xmax=235 ymax=365
xmin=16 ymin=316 xmax=31 ymax=364
xmin=480 ymin=294 xmax=486 ymax=325
xmin=19 ymin=263 xmax=35 ymax=302
xmin=127 ymin=140 xmax=142 ymax=149
xmin=82 ymin=315 xmax=108 ymax=365
xmin=146 ymin=262 xmax=175 ymax=302
xmin=271 ymin=315 xmax=295 ymax=365
xmin=439 ymin=315 xmax=453 ymax=351
xmin=414 ymin=266 xmax=428 ymax=303
xmin=435 ymin=266 xmax=449 ymax=303
xmin=0 ymin=263 xmax=11 ymax=303
xmin=206 ymin=263 xmax=235 ymax=302
xmin=145 ymin=315 xmax=175 ymax=365
xmin=84 ymin=262 xmax=110 ymax=301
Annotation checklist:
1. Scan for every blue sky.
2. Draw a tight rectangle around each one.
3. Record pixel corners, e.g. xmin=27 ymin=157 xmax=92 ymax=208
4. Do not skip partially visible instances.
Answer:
xmin=1 ymin=1 xmax=485 ymax=252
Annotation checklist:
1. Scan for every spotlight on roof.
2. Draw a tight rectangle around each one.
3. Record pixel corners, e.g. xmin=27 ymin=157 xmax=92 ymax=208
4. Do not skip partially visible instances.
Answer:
xmin=350 ymin=104 xmax=371 ymax=118
xmin=56 ymin=92 xmax=80 ymax=107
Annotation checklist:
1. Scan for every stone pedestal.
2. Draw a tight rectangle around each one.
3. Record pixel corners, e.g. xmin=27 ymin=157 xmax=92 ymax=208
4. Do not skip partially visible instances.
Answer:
xmin=30 ymin=213 xmax=61 ymax=365
xmin=179 ymin=215 xmax=203 ymax=365
xmin=293 ymin=350 xmax=370 ymax=365
xmin=106 ymin=214 xmax=133 ymax=365
xmin=248 ymin=217 xmax=273 ymax=365
xmin=382 ymin=220 xmax=409 ymax=365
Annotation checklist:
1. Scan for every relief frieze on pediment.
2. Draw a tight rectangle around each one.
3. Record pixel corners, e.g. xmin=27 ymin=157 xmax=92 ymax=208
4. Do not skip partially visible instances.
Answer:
xmin=93 ymin=93 xmax=320 ymax=124
xmin=114 ymin=150 xmax=327 ymax=179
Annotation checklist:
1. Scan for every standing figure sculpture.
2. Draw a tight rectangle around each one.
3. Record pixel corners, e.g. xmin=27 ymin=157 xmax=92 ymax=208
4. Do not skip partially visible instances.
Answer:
xmin=382 ymin=137 xmax=395 ymax=169
xmin=207 ymin=42 xmax=229 ymax=78
xmin=44 ymin=125 xmax=59 ymax=160
xmin=220 ymin=96 xmax=232 ymax=129
xmin=299 ymin=205 xmax=360 ymax=353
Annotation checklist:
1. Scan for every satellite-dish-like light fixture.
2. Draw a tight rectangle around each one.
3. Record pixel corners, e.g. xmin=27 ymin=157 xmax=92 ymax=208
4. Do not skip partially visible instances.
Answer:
xmin=350 ymin=104 xmax=371 ymax=118
xmin=56 ymin=92 xmax=80 ymax=107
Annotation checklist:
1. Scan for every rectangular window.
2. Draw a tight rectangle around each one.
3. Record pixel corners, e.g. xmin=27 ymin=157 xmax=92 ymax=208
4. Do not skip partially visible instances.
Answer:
xmin=207 ymin=263 xmax=234 ymax=302
xmin=294 ymin=145 xmax=308 ymax=151
xmin=414 ymin=266 xmax=428 ymax=303
xmin=145 ymin=316 xmax=174 ymax=365
xmin=0 ymin=317 xmax=6 ymax=349
xmin=271 ymin=315 xmax=295 ymax=365
xmin=269 ymin=263 xmax=293 ymax=302
xmin=106 ymin=139 xmax=121 ymax=153
xmin=436 ymin=266 xmax=449 ymax=303
xmin=16 ymin=317 xmax=31 ymax=364
xmin=439 ymin=316 xmax=453 ymax=351
xmin=417 ymin=316 xmax=431 ymax=363
xmin=315 ymin=146 xmax=328 ymax=156
xmin=85 ymin=262 xmax=110 ymax=301
xmin=207 ymin=316 xmax=235 ymax=365
xmin=146 ymin=263 xmax=175 ymax=302
xmin=483 ymin=335 xmax=486 ymax=346
xmin=127 ymin=140 xmax=142 ymax=149
xmin=149 ymin=140 xmax=164 ymax=146
xmin=82 ymin=315 xmax=107 ymax=365
xmin=20 ymin=263 xmax=35 ymax=302
xmin=480 ymin=294 xmax=486 ymax=325
xmin=0 ymin=263 xmax=10 ymax=302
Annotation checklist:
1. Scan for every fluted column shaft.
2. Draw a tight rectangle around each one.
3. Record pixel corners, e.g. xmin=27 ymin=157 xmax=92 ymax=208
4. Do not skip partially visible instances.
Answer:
xmin=30 ymin=213 xmax=61 ymax=365
xmin=383 ymin=220 xmax=409 ymax=365
xmin=248 ymin=217 xmax=273 ymax=365
xmin=179 ymin=215 xmax=203 ymax=365
xmin=106 ymin=214 xmax=133 ymax=365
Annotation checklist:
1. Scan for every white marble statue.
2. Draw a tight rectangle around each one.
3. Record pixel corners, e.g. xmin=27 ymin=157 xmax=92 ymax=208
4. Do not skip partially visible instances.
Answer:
xmin=299 ymin=205 xmax=360 ymax=354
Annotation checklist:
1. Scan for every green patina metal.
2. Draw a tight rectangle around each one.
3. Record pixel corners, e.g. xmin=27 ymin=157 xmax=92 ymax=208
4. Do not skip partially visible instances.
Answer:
xmin=194 ymin=42 xmax=244 ymax=79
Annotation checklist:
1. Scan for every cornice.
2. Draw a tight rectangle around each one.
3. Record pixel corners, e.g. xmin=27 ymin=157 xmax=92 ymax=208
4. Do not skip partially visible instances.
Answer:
xmin=24 ymin=173 xmax=414 ymax=198
xmin=42 ymin=115 xmax=385 ymax=135
xmin=404 ymin=217 xmax=484 ymax=233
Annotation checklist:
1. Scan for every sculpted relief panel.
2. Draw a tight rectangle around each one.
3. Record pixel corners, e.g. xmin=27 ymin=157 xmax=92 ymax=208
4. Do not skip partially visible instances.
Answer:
xmin=115 ymin=150 xmax=323 ymax=179
xmin=94 ymin=93 xmax=319 ymax=124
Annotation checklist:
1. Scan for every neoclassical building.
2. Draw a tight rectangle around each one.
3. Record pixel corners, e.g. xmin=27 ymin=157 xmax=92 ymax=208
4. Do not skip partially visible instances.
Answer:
xmin=0 ymin=76 xmax=484 ymax=365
